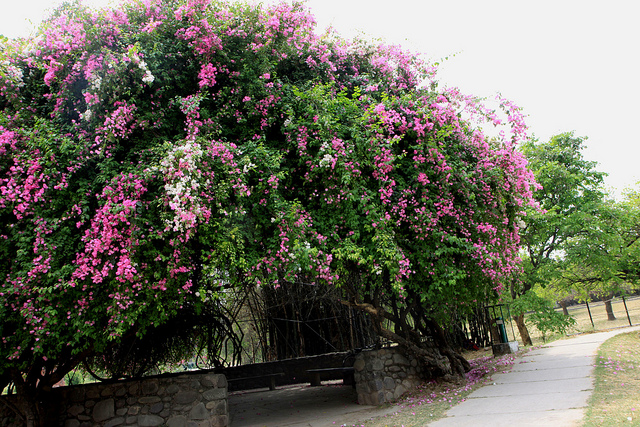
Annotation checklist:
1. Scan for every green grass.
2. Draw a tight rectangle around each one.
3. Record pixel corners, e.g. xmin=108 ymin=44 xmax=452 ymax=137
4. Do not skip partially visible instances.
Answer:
xmin=361 ymin=300 xmax=640 ymax=427
xmin=362 ymin=330 xmax=640 ymax=426
xmin=524 ymin=297 xmax=640 ymax=345
xmin=582 ymin=332 xmax=640 ymax=426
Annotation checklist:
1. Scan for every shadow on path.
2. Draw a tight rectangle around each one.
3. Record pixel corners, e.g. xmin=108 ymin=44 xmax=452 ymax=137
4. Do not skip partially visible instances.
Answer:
xmin=229 ymin=381 xmax=397 ymax=427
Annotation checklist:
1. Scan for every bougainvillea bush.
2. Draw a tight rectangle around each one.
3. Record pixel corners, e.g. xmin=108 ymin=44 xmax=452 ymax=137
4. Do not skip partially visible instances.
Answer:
xmin=0 ymin=0 xmax=536 ymax=423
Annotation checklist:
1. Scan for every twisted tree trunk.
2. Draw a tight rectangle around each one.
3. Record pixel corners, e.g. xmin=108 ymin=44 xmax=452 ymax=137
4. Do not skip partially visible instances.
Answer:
xmin=559 ymin=300 xmax=569 ymax=316
xmin=513 ymin=314 xmax=533 ymax=346
xmin=342 ymin=300 xmax=469 ymax=380
xmin=604 ymin=299 xmax=616 ymax=321
xmin=10 ymin=370 xmax=42 ymax=427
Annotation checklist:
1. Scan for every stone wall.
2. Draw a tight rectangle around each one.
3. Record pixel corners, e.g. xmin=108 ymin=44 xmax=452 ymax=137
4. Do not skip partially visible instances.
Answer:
xmin=0 ymin=372 xmax=228 ymax=427
xmin=353 ymin=347 xmax=424 ymax=405
xmin=0 ymin=352 xmax=354 ymax=426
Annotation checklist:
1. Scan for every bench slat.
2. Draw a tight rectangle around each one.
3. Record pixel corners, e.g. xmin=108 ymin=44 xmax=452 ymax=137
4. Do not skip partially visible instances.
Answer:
xmin=227 ymin=372 xmax=284 ymax=391
xmin=306 ymin=367 xmax=354 ymax=387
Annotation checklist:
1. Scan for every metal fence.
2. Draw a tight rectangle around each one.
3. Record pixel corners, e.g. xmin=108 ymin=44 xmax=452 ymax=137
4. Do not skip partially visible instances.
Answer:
xmin=565 ymin=296 xmax=640 ymax=329
xmin=527 ymin=296 xmax=640 ymax=342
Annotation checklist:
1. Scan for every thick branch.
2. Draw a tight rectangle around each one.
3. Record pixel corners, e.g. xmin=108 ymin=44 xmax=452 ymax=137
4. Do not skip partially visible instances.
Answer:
xmin=341 ymin=300 xmax=460 ymax=378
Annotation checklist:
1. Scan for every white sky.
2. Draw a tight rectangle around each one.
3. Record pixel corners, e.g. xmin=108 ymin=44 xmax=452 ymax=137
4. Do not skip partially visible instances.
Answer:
xmin=2 ymin=0 xmax=639 ymax=197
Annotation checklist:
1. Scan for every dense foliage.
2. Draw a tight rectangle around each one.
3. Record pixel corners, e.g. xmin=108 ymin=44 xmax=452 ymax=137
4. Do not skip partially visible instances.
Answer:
xmin=514 ymin=133 xmax=606 ymax=343
xmin=510 ymin=289 xmax=575 ymax=342
xmin=548 ymin=188 xmax=640 ymax=320
xmin=518 ymin=133 xmax=606 ymax=284
xmin=0 ymin=0 xmax=536 ymax=422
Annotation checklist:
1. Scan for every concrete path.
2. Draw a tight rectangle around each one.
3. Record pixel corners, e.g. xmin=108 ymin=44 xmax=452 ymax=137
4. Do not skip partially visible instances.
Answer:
xmin=430 ymin=326 xmax=640 ymax=427
xmin=228 ymin=381 xmax=399 ymax=427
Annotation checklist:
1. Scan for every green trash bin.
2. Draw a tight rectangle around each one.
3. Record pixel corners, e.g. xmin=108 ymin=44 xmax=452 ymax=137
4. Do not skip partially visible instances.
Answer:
xmin=496 ymin=317 xmax=508 ymax=343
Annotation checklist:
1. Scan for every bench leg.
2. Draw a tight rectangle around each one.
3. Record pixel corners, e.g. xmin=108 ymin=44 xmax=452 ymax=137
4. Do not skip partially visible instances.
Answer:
xmin=310 ymin=373 xmax=321 ymax=386
xmin=343 ymin=371 xmax=355 ymax=387
xmin=269 ymin=376 xmax=277 ymax=391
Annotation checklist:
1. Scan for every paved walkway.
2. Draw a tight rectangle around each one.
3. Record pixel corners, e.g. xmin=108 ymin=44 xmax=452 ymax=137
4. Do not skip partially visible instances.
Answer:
xmin=227 ymin=327 xmax=639 ymax=426
xmin=228 ymin=381 xmax=398 ymax=427
xmin=431 ymin=326 xmax=640 ymax=426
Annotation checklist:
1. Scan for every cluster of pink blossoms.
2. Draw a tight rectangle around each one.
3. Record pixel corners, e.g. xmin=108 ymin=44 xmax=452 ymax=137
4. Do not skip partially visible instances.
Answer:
xmin=0 ymin=0 xmax=538 ymax=371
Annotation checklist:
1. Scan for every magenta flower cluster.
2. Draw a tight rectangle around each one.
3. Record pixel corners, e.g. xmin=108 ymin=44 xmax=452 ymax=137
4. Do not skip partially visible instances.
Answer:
xmin=0 ymin=0 xmax=537 ymax=385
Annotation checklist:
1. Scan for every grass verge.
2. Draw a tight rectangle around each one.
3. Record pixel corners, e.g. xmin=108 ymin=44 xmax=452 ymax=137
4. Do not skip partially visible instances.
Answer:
xmin=359 ymin=348 xmax=531 ymax=427
xmin=582 ymin=332 xmax=640 ymax=426
xmin=524 ymin=297 xmax=640 ymax=345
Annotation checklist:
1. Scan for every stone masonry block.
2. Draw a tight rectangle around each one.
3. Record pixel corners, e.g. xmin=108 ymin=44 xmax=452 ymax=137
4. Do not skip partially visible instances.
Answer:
xmin=167 ymin=415 xmax=187 ymax=427
xmin=138 ymin=414 xmax=164 ymax=426
xmin=383 ymin=377 xmax=395 ymax=389
xmin=142 ymin=381 xmax=159 ymax=395
xmin=203 ymin=388 xmax=226 ymax=401
xmin=175 ymin=390 xmax=199 ymax=405
xmin=93 ymin=398 xmax=115 ymax=422
xmin=189 ymin=402 xmax=209 ymax=420
xmin=211 ymin=414 xmax=229 ymax=427
xmin=166 ymin=384 xmax=180 ymax=394
xmin=353 ymin=358 xmax=365 ymax=372
xmin=104 ymin=418 xmax=124 ymax=427
xmin=215 ymin=375 xmax=227 ymax=389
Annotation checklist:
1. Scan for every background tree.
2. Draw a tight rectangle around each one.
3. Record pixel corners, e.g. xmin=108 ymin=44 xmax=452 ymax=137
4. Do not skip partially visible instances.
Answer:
xmin=559 ymin=190 xmax=640 ymax=319
xmin=0 ymin=0 xmax=536 ymax=424
xmin=509 ymin=289 xmax=575 ymax=342
xmin=536 ymin=280 xmax=579 ymax=315
xmin=515 ymin=132 xmax=606 ymax=344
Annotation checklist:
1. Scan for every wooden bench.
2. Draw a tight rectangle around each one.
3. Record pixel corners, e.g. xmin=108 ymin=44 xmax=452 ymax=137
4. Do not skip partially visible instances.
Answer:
xmin=226 ymin=372 xmax=285 ymax=391
xmin=306 ymin=367 xmax=354 ymax=387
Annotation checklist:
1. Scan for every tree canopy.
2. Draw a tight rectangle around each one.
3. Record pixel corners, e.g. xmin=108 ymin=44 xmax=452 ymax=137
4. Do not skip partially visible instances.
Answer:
xmin=0 ymin=0 xmax=537 ymax=423
xmin=559 ymin=188 xmax=640 ymax=301
xmin=514 ymin=132 xmax=607 ymax=343
xmin=518 ymin=132 xmax=606 ymax=284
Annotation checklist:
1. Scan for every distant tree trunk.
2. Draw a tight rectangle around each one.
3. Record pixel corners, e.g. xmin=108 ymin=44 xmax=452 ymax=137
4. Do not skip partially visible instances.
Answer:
xmin=560 ymin=300 xmax=569 ymax=316
xmin=510 ymin=279 xmax=534 ymax=346
xmin=513 ymin=314 xmax=533 ymax=346
xmin=605 ymin=299 xmax=616 ymax=321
